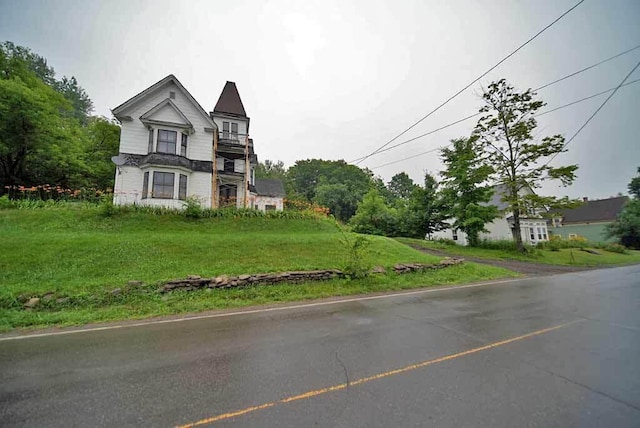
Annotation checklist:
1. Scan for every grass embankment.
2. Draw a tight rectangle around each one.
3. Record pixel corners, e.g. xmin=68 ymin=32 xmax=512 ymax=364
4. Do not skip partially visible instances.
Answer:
xmin=0 ymin=206 xmax=515 ymax=331
xmin=396 ymin=238 xmax=640 ymax=266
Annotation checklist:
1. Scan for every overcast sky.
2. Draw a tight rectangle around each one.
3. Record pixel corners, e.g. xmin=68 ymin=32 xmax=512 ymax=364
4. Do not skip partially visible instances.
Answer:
xmin=1 ymin=0 xmax=639 ymax=199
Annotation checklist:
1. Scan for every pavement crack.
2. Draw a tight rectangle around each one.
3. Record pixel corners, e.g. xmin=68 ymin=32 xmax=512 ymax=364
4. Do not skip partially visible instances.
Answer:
xmin=334 ymin=351 xmax=350 ymax=388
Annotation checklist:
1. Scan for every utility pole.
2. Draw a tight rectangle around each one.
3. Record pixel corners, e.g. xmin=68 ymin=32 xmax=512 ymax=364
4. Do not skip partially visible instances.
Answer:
xmin=212 ymin=129 xmax=219 ymax=209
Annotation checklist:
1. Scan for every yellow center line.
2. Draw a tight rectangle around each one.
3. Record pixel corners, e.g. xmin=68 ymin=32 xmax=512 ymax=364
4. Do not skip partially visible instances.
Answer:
xmin=175 ymin=319 xmax=583 ymax=428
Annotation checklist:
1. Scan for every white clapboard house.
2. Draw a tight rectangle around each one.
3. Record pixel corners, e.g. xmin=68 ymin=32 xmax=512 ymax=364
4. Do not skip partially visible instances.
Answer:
xmin=111 ymin=75 xmax=278 ymax=210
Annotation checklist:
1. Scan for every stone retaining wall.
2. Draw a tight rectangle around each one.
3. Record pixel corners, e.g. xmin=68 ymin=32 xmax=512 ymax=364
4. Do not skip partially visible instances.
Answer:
xmin=159 ymin=258 xmax=464 ymax=293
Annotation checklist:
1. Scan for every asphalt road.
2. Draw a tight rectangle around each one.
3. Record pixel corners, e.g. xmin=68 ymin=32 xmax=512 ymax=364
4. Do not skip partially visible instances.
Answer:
xmin=1 ymin=266 xmax=640 ymax=427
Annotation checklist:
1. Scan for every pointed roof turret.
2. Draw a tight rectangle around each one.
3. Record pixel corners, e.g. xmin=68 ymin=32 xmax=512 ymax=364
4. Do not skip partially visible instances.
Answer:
xmin=213 ymin=81 xmax=247 ymax=117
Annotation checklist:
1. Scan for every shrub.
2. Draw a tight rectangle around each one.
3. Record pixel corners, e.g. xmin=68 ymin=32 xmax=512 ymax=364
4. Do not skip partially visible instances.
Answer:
xmin=604 ymin=243 xmax=628 ymax=254
xmin=99 ymin=194 xmax=116 ymax=217
xmin=0 ymin=194 xmax=14 ymax=209
xmin=435 ymin=238 xmax=457 ymax=246
xmin=182 ymin=197 xmax=203 ymax=219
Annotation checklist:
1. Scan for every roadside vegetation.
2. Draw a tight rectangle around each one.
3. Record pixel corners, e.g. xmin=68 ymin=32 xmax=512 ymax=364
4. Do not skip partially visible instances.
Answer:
xmin=397 ymin=237 xmax=640 ymax=266
xmin=0 ymin=203 xmax=515 ymax=331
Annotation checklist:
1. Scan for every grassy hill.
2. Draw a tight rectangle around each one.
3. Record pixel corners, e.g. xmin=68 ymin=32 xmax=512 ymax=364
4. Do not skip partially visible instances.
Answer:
xmin=0 ymin=205 xmax=515 ymax=330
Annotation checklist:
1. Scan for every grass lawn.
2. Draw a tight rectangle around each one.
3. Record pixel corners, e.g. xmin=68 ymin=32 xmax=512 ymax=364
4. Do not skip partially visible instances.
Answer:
xmin=396 ymin=237 xmax=640 ymax=266
xmin=0 ymin=206 xmax=515 ymax=331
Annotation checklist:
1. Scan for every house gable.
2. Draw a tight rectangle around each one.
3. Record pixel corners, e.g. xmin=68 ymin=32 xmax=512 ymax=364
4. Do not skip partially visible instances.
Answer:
xmin=139 ymin=98 xmax=194 ymax=131
xmin=112 ymin=74 xmax=215 ymax=130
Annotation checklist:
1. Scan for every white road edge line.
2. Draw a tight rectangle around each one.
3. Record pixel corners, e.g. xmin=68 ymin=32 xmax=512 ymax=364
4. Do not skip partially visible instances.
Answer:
xmin=0 ymin=277 xmax=529 ymax=341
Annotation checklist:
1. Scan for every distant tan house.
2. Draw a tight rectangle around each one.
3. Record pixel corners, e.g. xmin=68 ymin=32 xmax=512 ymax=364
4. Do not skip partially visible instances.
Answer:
xmin=551 ymin=196 xmax=628 ymax=242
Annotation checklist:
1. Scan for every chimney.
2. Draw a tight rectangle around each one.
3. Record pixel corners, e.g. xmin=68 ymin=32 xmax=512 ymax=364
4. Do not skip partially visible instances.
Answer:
xmin=583 ymin=197 xmax=588 ymax=202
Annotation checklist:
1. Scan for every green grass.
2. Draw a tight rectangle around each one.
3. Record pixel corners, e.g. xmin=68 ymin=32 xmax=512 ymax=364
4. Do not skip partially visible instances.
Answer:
xmin=397 ymin=237 xmax=640 ymax=266
xmin=0 ymin=206 xmax=515 ymax=331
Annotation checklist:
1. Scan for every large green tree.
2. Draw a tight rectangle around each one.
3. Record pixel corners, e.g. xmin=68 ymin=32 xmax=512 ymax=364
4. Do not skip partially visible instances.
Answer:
xmin=0 ymin=41 xmax=115 ymax=191
xmin=474 ymin=79 xmax=578 ymax=251
xmin=350 ymin=188 xmax=396 ymax=236
xmin=607 ymin=168 xmax=640 ymax=248
xmin=399 ymin=173 xmax=448 ymax=239
xmin=288 ymin=159 xmax=373 ymax=221
xmin=440 ymin=136 xmax=498 ymax=246
xmin=387 ymin=172 xmax=418 ymax=203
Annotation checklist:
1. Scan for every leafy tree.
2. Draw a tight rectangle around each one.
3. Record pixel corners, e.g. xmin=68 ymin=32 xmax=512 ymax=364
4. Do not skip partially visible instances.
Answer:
xmin=440 ymin=136 xmax=498 ymax=246
xmin=628 ymin=167 xmax=640 ymax=199
xmin=85 ymin=116 xmax=120 ymax=189
xmin=288 ymin=159 xmax=373 ymax=221
xmin=55 ymin=76 xmax=94 ymax=124
xmin=398 ymin=173 xmax=448 ymax=238
xmin=387 ymin=172 xmax=418 ymax=203
xmin=0 ymin=76 xmax=88 ymax=188
xmin=606 ymin=199 xmax=640 ymax=249
xmin=607 ymin=169 xmax=640 ymax=248
xmin=350 ymin=188 xmax=396 ymax=236
xmin=474 ymin=79 xmax=578 ymax=251
xmin=255 ymin=159 xmax=286 ymax=179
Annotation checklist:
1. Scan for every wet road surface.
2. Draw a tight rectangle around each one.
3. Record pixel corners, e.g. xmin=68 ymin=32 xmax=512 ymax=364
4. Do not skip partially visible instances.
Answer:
xmin=1 ymin=266 xmax=639 ymax=427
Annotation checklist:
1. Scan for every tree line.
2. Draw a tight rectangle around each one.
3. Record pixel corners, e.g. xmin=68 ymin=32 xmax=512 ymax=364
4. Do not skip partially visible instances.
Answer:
xmin=0 ymin=41 xmax=120 ymax=192
xmin=260 ymin=80 xmax=583 ymax=252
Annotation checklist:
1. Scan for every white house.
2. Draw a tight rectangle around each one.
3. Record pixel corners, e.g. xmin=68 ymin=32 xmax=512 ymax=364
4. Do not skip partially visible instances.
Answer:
xmin=254 ymin=179 xmax=286 ymax=211
xmin=431 ymin=185 xmax=550 ymax=246
xmin=111 ymin=75 xmax=258 ymax=209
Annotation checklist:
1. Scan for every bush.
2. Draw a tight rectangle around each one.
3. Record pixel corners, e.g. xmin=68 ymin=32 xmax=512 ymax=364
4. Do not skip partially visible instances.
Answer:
xmin=435 ymin=238 xmax=457 ymax=246
xmin=0 ymin=194 xmax=14 ymax=209
xmin=182 ymin=197 xmax=203 ymax=219
xmin=604 ymin=243 xmax=628 ymax=254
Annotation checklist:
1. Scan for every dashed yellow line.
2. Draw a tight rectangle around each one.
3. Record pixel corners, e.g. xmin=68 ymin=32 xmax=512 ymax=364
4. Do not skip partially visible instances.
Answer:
xmin=175 ymin=319 xmax=583 ymax=428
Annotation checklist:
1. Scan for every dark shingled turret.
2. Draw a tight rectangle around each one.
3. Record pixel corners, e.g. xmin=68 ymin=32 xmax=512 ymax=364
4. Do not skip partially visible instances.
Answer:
xmin=213 ymin=81 xmax=247 ymax=117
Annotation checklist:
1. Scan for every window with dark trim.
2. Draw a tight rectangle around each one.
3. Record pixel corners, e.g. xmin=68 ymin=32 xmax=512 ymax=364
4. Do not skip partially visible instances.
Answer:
xmin=222 ymin=121 xmax=229 ymax=139
xmin=452 ymin=229 xmax=458 ymax=241
xmin=153 ymin=172 xmax=174 ymax=199
xmin=148 ymin=129 xmax=154 ymax=153
xmin=179 ymin=174 xmax=187 ymax=200
xmin=265 ymin=204 xmax=276 ymax=211
xmin=180 ymin=134 xmax=187 ymax=157
xmin=142 ymin=171 xmax=149 ymax=199
xmin=157 ymin=130 xmax=177 ymax=154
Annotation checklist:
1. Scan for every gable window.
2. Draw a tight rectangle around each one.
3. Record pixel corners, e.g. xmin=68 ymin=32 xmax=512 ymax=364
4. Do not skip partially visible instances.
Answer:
xmin=231 ymin=122 xmax=238 ymax=138
xmin=181 ymin=134 xmax=188 ymax=157
xmin=157 ymin=130 xmax=177 ymax=154
xmin=179 ymin=174 xmax=187 ymax=200
xmin=222 ymin=121 xmax=229 ymax=139
xmin=153 ymin=172 xmax=174 ymax=199
xmin=148 ymin=129 xmax=154 ymax=153
xmin=142 ymin=172 xmax=149 ymax=199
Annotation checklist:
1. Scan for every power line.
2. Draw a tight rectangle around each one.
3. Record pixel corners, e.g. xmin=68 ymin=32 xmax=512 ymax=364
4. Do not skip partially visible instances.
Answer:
xmin=545 ymin=58 xmax=640 ymax=166
xmin=353 ymin=45 xmax=640 ymax=164
xmin=372 ymin=77 xmax=640 ymax=169
xmin=533 ymin=43 xmax=640 ymax=91
xmin=536 ymin=77 xmax=640 ymax=117
xmin=353 ymin=0 xmax=585 ymax=165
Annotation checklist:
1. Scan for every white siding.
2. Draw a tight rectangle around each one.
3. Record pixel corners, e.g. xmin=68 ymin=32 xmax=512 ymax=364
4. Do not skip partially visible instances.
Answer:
xmin=255 ymin=196 xmax=284 ymax=211
xmin=117 ymin=80 xmax=213 ymax=161
xmin=113 ymin=166 xmax=210 ymax=208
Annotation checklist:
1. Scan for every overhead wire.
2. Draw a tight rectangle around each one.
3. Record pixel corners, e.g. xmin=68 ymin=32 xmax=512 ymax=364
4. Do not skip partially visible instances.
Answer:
xmin=544 ymin=58 xmax=640 ymax=166
xmin=371 ymin=76 xmax=640 ymax=169
xmin=351 ymin=43 xmax=640 ymax=164
xmin=352 ymin=0 xmax=585 ymax=165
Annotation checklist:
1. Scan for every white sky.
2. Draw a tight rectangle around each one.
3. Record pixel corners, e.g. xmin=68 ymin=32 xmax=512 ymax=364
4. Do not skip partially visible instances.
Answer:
xmin=1 ymin=0 xmax=639 ymax=199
